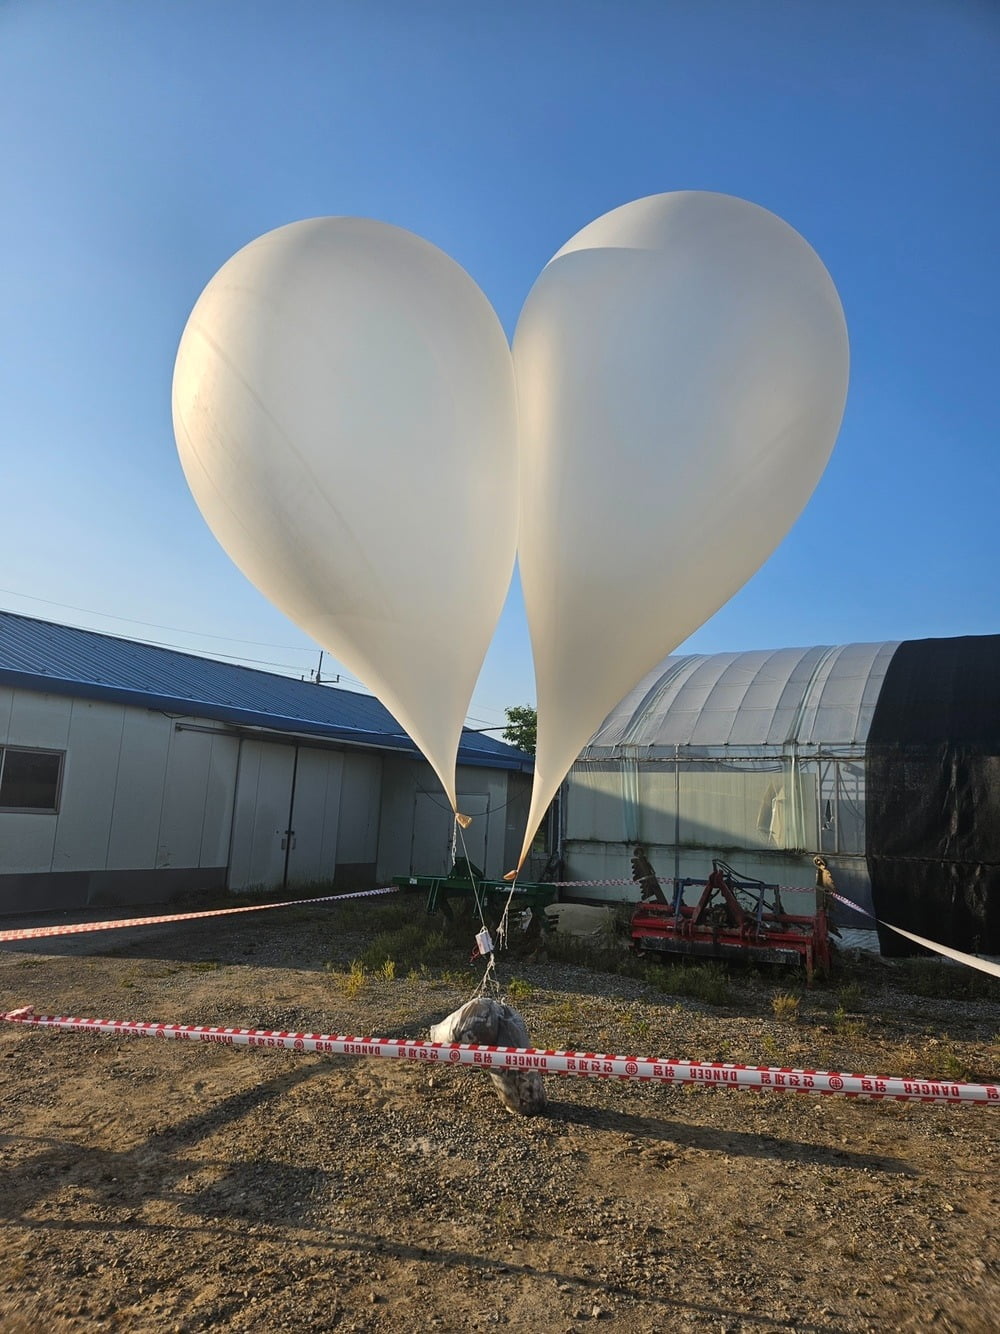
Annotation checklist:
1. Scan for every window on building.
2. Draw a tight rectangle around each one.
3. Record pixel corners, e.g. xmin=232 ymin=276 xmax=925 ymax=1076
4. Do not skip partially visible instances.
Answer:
xmin=0 ymin=748 xmax=64 ymax=812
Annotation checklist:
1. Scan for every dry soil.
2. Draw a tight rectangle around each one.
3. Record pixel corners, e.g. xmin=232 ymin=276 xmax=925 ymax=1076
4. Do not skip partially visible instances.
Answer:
xmin=0 ymin=894 xmax=997 ymax=1333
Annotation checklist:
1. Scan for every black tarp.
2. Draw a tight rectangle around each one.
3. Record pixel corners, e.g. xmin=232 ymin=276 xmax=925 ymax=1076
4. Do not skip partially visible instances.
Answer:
xmin=865 ymin=636 xmax=1000 ymax=955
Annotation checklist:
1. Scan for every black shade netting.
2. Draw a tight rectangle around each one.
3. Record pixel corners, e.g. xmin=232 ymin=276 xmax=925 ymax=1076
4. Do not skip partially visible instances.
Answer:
xmin=866 ymin=636 xmax=1000 ymax=956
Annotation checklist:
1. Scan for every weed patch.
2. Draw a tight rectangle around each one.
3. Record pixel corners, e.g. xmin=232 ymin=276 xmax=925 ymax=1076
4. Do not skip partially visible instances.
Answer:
xmin=647 ymin=961 xmax=732 ymax=1007
xmin=358 ymin=922 xmax=452 ymax=974
xmin=831 ymin=1004 xmax=867 ymax=1041
xmin=920 ymin=1045 xmax=972 ymax=1082
xmin=327 ymin=959 xmax=367 ymax=1000
xmin=771 ymin=992 xmax=801 ymax=1022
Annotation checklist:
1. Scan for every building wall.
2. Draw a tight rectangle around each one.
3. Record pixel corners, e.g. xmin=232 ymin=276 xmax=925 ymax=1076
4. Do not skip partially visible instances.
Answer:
xmin=566 ymin=759 xmax=821 ymax=850
xmin=334 ymin=752 xmax=382 ymax=885
xmin=502 ymin=772 xmax=537 ymax=877
xmin=376 ymin=758 xmax=515 ymax=881
xmin=225 ymin=742 xmax=385 ymax=891
xmin=0 ymin=687 xmax=394 ymax=903
xmin=0 ymin=688 xmax=238 ymax=912
xmin=0 ymin=684 xmax=523 ymax=912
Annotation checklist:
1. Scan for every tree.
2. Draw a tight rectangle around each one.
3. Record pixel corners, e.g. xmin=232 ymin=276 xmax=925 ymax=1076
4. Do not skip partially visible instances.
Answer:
xmin=502 ymin=704 xmax=537 ymax=755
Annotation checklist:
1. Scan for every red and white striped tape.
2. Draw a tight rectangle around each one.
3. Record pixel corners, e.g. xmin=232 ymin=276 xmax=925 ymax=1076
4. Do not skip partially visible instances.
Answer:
xmin=0 ymin=879 xmax=819 ymax=947
xmin=826 ymin=892 xmax=1000 ymax=980
xmin=2 ymin=1009 xmax=996 ymax=1105
xmin=551 ymin=877 xmax=815 ymax=895
xmin=553 ymin=877 xmax=670 ymax=888
xmin=0 ymin=886 xmax=400 ymax=945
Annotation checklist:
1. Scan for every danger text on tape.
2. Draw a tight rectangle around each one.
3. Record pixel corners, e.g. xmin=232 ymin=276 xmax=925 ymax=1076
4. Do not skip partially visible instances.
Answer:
xmin=1 ymin=1011 xmax=996 ymax=1106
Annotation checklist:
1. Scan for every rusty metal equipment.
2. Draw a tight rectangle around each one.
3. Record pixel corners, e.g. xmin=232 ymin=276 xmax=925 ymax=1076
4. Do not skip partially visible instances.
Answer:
xmin=629 ymin=852 xmax=832 ymax=982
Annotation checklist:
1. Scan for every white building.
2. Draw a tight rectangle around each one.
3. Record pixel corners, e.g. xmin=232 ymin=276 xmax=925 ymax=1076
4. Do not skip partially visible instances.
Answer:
xmin=0 ymin=611 xmax=533 ymax=915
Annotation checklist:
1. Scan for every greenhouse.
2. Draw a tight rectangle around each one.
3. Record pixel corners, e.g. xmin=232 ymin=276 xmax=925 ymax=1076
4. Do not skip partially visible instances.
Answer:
xmin=560 ymin=636 xmax=1000 ymax=955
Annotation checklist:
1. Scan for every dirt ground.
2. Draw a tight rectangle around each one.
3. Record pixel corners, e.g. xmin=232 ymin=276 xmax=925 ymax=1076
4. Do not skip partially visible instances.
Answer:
xmin=0 ymin=892 xmax=997 ymax=1333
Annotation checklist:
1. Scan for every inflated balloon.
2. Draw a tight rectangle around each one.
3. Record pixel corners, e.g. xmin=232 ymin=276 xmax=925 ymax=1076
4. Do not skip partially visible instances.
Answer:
xmin=512 ymin=192 xmax=849 ymax=869
xmin=173 ymin=218 xmax=518 ymax=813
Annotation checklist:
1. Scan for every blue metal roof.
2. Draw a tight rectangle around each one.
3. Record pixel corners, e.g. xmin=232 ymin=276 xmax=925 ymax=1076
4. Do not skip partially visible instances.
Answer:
xmin=0 ymin=611 xmax=532 ymax=773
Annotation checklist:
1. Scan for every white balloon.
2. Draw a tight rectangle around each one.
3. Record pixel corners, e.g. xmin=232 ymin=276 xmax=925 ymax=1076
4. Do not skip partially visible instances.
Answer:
xmin=173 ymin=218 xmax=518 ymax=812
xmin=512 ymin=192 xmax=849 ymax=869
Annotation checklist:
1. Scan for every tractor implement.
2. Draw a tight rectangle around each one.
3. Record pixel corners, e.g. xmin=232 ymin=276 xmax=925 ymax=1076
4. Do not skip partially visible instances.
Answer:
xmin=629 ymin=852 xmax=832 ymax=982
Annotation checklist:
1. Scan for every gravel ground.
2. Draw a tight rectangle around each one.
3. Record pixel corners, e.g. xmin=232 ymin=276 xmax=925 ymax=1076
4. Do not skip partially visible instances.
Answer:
xmin=0 ymin=893 xmax=997 ymax=1333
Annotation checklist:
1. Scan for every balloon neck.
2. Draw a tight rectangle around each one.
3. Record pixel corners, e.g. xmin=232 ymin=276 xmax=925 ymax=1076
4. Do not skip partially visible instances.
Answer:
xmin=503 ymin=869 xmax=518 ymax=882
xmin=455 ymin=812 xmax=473 ymax=830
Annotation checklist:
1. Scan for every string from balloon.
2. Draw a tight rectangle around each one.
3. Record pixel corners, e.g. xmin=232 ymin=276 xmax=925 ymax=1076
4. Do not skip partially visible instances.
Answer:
xmin=453 ymin=817 xmax=502 ymax=1001
xmin=449 ymin=819 xmax=535 ymax=1002
xmin=490 ymin=866 xmax=525 ymax=984
xmin=417 ymin=781 xmax=531 ymax=998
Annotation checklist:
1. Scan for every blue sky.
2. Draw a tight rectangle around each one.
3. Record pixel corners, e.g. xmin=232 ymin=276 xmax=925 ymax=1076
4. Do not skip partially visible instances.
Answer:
xmin=1 ymin=1 xmax=997 ymax=731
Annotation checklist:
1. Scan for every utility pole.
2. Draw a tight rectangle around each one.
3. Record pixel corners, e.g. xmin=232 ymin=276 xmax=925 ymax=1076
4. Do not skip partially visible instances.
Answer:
xmin=311 ymin=651 xmax=339 ymax=686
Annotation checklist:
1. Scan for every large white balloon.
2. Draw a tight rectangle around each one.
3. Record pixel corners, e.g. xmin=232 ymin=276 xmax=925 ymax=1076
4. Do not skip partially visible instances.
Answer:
xmin=512 ymin=192 xmax=849 ymax=869
xmin=173 ymin=218 xmax=518 ymax=813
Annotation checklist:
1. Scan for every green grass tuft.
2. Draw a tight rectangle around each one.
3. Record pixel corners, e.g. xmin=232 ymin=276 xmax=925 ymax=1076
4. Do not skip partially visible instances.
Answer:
xmin=771 ymin=992 xmax=801 ymax=1022
xmin=644 ymin=960 xmax=732 ymax=1006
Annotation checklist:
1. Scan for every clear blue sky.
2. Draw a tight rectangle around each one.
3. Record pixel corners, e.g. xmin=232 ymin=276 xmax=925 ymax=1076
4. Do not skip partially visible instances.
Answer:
xmin=1 ymin=1 xmax=997 ymax=731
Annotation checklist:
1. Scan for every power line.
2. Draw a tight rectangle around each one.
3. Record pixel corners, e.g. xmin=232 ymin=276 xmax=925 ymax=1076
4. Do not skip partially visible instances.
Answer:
xmin=1 ymin=588 xmax=529 ymax=713
xmin=0 ymin=588 xmax=374 ymax=690
xmin=128 ymin=638 xmax=333 ymax=675
xmin=0 ymin=587 xmax=315 ymax=651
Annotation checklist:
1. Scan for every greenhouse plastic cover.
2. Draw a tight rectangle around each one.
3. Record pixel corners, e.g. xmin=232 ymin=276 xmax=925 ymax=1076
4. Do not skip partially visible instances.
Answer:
xmin=581 ymin=642 xmax=901 ymax=753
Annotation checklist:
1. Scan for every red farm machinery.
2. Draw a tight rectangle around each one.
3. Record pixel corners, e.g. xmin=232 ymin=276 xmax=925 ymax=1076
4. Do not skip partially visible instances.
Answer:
xmin=629 ymin=850 xmax=834 ymax=982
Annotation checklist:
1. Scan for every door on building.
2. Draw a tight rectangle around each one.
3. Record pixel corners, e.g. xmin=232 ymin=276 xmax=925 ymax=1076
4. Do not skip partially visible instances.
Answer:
xmin=409 ymin=793 xmax=490 ymax=876
xmin=284 ymin=749 xmax=344 ymax=883
xmin=228 ymin=741 xmax=297 ymax=891
xmin=229 ymin=743 xmax=346 ymax=891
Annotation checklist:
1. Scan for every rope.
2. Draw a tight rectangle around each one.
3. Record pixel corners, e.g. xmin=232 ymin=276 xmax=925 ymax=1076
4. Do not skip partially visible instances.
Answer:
xmin=453 ymin=817 xmax=502 ymax=1000
xmin=826 ymin=892 xmax=1000 ymax=980
xmin=0 ymin=886 xmax=401 ymax=945
xmin=548 ymin=876 xmax=816 ymax=894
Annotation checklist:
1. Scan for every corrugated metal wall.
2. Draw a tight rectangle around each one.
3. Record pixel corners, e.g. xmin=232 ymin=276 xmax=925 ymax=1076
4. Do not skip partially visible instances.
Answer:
xmin=0 ymin=688 xmax=239 ymax=880
xmin=375 ymin=758 xmax=514 ymax=882
xmin=1 ymin=685 xmax=519 ymax=909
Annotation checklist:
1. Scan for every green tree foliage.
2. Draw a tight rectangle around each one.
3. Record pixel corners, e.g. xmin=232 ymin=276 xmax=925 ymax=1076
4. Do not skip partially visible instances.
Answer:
xmin=502 ymin=704 xmax=537 ymax=754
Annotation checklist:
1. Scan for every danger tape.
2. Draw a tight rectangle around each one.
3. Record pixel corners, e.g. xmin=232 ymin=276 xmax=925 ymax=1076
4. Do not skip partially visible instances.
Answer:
xmin=827 ymin=892 xmax=1000 ymax=981
xmin=551 ymin=877 xmax=815 ymax=895
xmin=2 ymin=1009 xmax=996 ymax=1105
xmin=0 ymin=878 xmax=818 ymax=946
xmin=0 ymin=886 xmax=400 ymax=945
